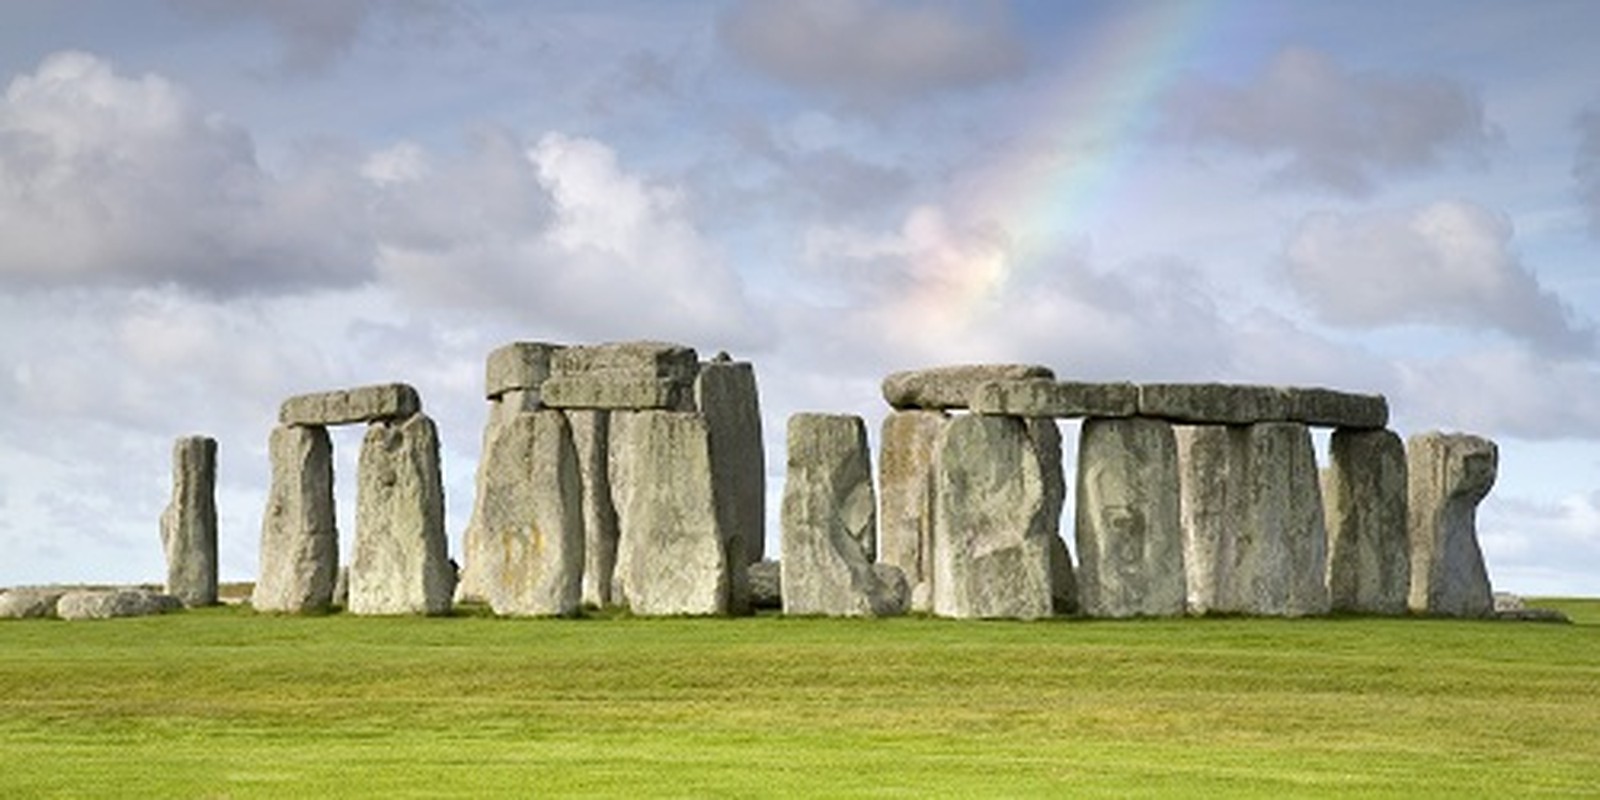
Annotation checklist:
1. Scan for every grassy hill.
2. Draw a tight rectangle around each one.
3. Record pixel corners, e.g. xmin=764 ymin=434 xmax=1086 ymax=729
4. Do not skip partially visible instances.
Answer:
xmin=2 ymin=600 xmax=1596 ymax=797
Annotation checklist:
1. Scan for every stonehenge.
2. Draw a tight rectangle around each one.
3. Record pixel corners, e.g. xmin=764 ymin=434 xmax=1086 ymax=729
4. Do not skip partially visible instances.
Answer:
xmin=106 ymin=346 xmax=1506 ymax=625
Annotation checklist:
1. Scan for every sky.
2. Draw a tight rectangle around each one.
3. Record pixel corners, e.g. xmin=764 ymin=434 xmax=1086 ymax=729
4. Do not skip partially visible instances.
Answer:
xmin=2 ymin=0 xmax=1597 ymax=596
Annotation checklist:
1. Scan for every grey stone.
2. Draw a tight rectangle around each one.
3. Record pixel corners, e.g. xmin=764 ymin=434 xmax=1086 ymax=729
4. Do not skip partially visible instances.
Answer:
xmin=882 ymin=364 xmax=1055 ymax=411
xmin=160 ymin=435 xmax=218 ymax=607
xmin=467 ymin=410 xmax=585 ymax=617
xmin=253 ymin=425 xmax=338 ymax=614
xmin=1407 ymin=432 xmax=1497 ymax=618
xmin=1286 ymin=388 xmax=1388 ymax=429
xmin=57 ymin=588 xmax=182 ymax=620
xmin=696 ymin=360 xmax=765 ymax=565
xmin=542 ymin=376 xmax=695 ymax=411
xmin=1493 ymin=591 xmax=1525 ymax=612
xmin=0 ymin=588 xmax=66 ymax=619
xmin=971 ymin=379 xmax=1139 ymax=419
xmin=609 ymin=410 xmax=732 ymax=615
xmin=878 ymin=410 xmax=946 ymax=610
xmin=1139 ymin=383 xmax=1386 ymax=428
xmin=749 ymin=560 xmax=782 ymax=609
xmin=551 ymin=340 xmax=700 ymax=382
xmin=567 ymin=409 xmax=620 ymax=608
xmin=872 ymin=563 xmax=911 ymax=615
xmin=1177 ymin=422 xmax=1330 ymax=616
xmin=1325 ymin=429 xmax=1409 ymax=614
xmin=931 ymin=414 xmax=1058 ymax=620
xmin=333 ymin=566 xmax=349 ymax=608
xmin=1496 ymin=607 xmax=1570 ymax=623
xmin=780 ymin=413 xmax=901 ymax=616
xmin=1027 ymin=418 xmax=1078 ymax=616
xmin=350 ymin=413 xmax=454 ymax=616
xmin=279 ymin=383 xmax=421 ymax=426
xmin=485 ymin=341 xmax=560 ymax=400
xmin=1074 ymin=417 xmax=1185 ymax=617
xmin=489 ymin=389 xmax=542 ymax=426
xmin=1140 ymin=384 xmax=1288 ymax=425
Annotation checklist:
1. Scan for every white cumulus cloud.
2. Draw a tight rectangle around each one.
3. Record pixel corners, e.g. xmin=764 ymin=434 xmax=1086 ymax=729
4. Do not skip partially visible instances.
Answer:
xmin=1284 ymin=200 xmax=1593 ymax=355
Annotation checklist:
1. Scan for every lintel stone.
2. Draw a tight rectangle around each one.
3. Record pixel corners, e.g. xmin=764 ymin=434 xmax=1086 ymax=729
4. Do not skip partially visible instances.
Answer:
xmin=1139 ymin=383 xmax=1387 ymax=428
xmin=485 ymin=341 xmax=561 ymax=400
xmin=279 ymin=383 xmax=421 ymax=426
xmin=882 ymin=364 xmax=1055 ymax=410
xmin=550 ymin=341 xmax=699 ymax=382
xmin=971 ymin=378 xmax=1138 ymax=418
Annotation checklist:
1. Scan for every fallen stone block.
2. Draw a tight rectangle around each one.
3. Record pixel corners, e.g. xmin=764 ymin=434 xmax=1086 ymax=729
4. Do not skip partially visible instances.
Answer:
xmin=1325 ymin=428 xmax=1409 ymax=614
xmin=781 ymin=413 xmax=902 ymax=616
xmin=882 ymin=364 xmax=1055 ymax=410
xmin=0 ymin=588 xmax=67 ymax=619
xmin=160 ymin=435 xmax=218 ymax=608
xmin=279 ymin=383 xmax=421 ymax=426
xmin=971 ymin=378 xmax=1139 ymax=418
xmin=485 ymin=341 xmax=561 ymax=400
xmin=350 ymin=413 xmax=454 ymax=616
xmin=748 ymin=560 xmax=782 ymax=609
xmin=1408 ymin=432 xmax=1497 ymax=618
xmin=932 ymin=414 xmax=1059 ymax=620
xmin=253 ymin=425 xmax=339 ymax=613
xmin=878 ymin=410 xmax=947 ymax=610
xmin=57 ymin=588 xmax=182 ymax=620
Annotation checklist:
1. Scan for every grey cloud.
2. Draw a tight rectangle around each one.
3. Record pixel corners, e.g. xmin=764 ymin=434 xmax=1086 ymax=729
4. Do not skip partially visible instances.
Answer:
xmin=168 ymin=0 xmax=459 ymax=77
xmin=718 ymin=0 xmax=1026 ymax=109
xmin=1164 ymin=47 xmax=1497 ymax=195
xmin=1284 ymin=200 xmax=1593 ymax=356
xmin=0 ymin=52 xmax=373 ymax=295
xmin=1396 ymin=348 xmax=1600 ymax=439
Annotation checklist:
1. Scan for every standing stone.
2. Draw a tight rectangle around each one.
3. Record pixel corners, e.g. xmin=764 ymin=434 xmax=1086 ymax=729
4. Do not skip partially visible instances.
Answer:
xmin=1408 ymin=432 xmax=1497 ymax=617
xmin=1026 ymin=419 xmax=1077 ymax=616
xmin=1074 ymin=417 xmax=1184 ymax=617
xmin=931 ymin=414 xmax=1057 ymax=620
xmin=610 ymin=410 xmax=731 ymax=615
xmin=1177 ymin=423 xmax=1330 ymax=616
xmin=350 ymin=413 xmax=454 ymax=615
xmin=253 ymin=425 xmax=338 ymax=613
xmin=781 ymin=413 xmax=902 ymax=616
xmin=878 ymin=410 xmax=947 ymax=611
xmin=1325 ymin=429 xmax=1409 ymax=614
xmin=568 ymin=409 xmax=620 ymax=608
xmin=696 ymin=358 xmax=765 ymax=566
xmin=160 ymin=435 xmax=218 ymax=607
xmin=469 ymin=411 xmax=585 ymax=617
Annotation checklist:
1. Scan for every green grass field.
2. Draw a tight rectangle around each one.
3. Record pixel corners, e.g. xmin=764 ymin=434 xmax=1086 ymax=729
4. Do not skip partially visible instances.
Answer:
xmin=2 ymin=600 xmax=1597 ymax=798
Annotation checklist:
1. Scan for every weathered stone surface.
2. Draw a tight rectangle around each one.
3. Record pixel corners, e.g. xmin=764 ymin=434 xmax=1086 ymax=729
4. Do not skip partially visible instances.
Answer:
xmin=1493 ymin=591 xmax=1525 ymax=612
xmin=279 ymin=383 xmax=421 ymax=426
xmin=882 ymin=364 xmax=1055 ymax=411
xmin=350 ymin=413 xmax=454 ymax=616
xmin=567 ymin=409 xmax=620 ymax=608
xmin=160 ymin=435 xmax=218 ymax=607
xmin=464 ymin=410 xmax=585 ymax=617
xmin=1325 ymin=428 xmax=1409 ymax=614
xmin=696 ymin=359 xmax=765 ymax=566
xmin=1177 ymin=422 xmax=1330 ymax=616
xmin=542 ymin=376 xmax=694 ymax=411
xmin=0 ymin=588 xmax=66 ymax=618
xmin=1140 ymin=384 xmax=1287 ymax=425
xmin=253 ymin=425 xmax=338 ymax=613
xmin=1139 ymin=383 xmax=1386 ymax=428
xmin=872 ymin=563 xmax=911 ymax=615
xmin=878 ymin=410 xmax=946 ymax=611
xmin=781 ymin=414 xmax=901 ymax=616
xmin=485 ymin=341 xmax=560 ymax=400
xmin=609 ymin=410 xmax=732 ymax=615
xmin=931 ymin=414 xmax=1058 ymax=619
xmin=1408 ymin=432 xmax=1497 ymax=618
xmin=332 ymin=566 xmax=349 ymax=608
xmin=749 ymin=560 xmax=782 ymax=609
xmin=971 ymin=379 xmax=1138 ymax=419
xmin=57 ymin=588 xmax=182 ymax=620
xmin=1287 ymin=388 xmax=1388 ymax=429
xmin=1074 ymin=417 xmax=1185 ymax=617
xmin=552 ymin=341 xmax=700 ymax=381
xmin=1027 ymin=418 xmax=1078 ymax=616
xmin=1497 ymin=607 xmax=1571 ymax=623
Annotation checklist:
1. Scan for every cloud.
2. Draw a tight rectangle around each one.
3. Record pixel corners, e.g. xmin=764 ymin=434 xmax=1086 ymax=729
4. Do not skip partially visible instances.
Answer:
xmin=167 ymin=0 xmax=465 ymax=77
xmin=371 ymin=130 xmax=772 ymax=350
xmin=1576 ymin=107 xmax=1600 ymax=236
xmin=1395 ymin=348 xmax=1600 ymax=439
xmin=1165 ymin=46 xmax=1497 ymax=195
xmin=1284 ymin=200 xmax=1593 ymax=355
xmin=718 ymin=0 xmax=1025 ymax=109
xmin=0 ymin=51 xmax=372 ymax=295
xmin=1481 ymin=489 xmax=1600 ymax=596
